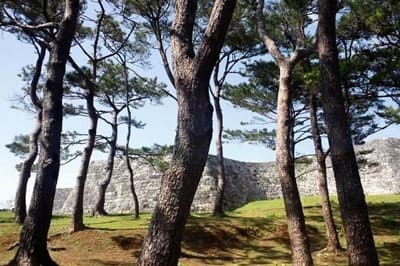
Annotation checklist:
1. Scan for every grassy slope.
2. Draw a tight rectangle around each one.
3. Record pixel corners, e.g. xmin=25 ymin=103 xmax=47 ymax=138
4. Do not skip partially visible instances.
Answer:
xmin=0 ymin=194 xmax=399 ymax=265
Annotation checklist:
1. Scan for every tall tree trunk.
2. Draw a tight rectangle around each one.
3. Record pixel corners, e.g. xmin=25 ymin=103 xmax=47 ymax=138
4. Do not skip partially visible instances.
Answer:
xmin=10 ymin=1 xmax=79 ymax=264
xmin=317 ymin=1 xmax=379 ymax=264
xmin=276 ymin=63 xmax=313 ymax=265
xmin=256 ymin=2 xmax=314 ymax=263
xmin=309 ymin=92 xmax=342 ymax=253
xmin=126 ymin=129 xmax=140 ymax=219
xmin=124 ymin=61 xmax=140 ymax=219
xmin=14 ymin=113 xmax=41 ymax=225
xmin=94 ymin=111 xmax=118 ymax=216
xmin=14 ymin=46 xmax=46 ymax=225
xmin=212 ymin=84 xmax=226 ymax=217
xmin=70 ymin=88 xmax=98 ymax=232
xmin=138 ymin=80 xmax=213 ymax=265
xmin=138 ymin=0 xmax=236 ymax=263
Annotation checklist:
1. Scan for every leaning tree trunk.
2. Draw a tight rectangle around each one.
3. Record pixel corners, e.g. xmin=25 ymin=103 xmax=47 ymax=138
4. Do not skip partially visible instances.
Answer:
xmin=126 ymin=129 xmax=140 ymax=219
xmin=94 ymin=111 xmax=118 ymax=216
xmin=14 ymin=46 xmax=46 ymax=225
xmin=14 ymin=112 xmax=41 ymax=225
xmin=276 ymin=63 xmax=313 ymax=265
xmin=309 ymin=92 xmax=342 ymax=253
xmin=317 ymin=0 xmax=379 ymax=264
xmin=138 ymin=79 xmax=213 ymax=265
xmin=138 ymin=0 xmax=236 ymax=264
xmin=70 ymin=88 xmax=98 ymax=232
xmin=10 ymin=1 xmax=79 ymax=264
xmin=212 ymin=84 xmax=226 ymax=217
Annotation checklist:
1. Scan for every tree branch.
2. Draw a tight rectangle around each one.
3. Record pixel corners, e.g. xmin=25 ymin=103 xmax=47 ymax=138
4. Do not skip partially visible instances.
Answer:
xmin=256 ymin=0 xmax=285 ymax=62
xmin=196 ymin=0 xmax=237 ymax=77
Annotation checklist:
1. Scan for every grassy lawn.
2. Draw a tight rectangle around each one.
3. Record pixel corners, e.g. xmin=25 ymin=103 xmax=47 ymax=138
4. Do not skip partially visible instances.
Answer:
xmin=1 ymin=194 xmax=399 ymax=265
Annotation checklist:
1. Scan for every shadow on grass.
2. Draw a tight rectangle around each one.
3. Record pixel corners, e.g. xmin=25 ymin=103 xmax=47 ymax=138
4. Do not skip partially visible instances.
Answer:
xmin=110 ymin=234 xmax=143 ymax=250
xmin=378 ymin=242 xmax=400 ymax=264
xmin=84 ymin=225 xmax=119 ymax=231
xmin=180 ymin=216 xmax=292 ymax=265
xmin=19 ymin=199 xmax=400 ymax=262
xmin=370 ymin=216 xmax=400 ymax=235
xmin=368 ymin=202 xmax=400 ymax=235
xmin=368 ymin=202 xmax=400 ymax=216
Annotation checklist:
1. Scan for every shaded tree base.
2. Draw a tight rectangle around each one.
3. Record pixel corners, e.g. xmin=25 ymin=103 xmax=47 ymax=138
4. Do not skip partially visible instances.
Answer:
xmin=212 ymin=211 xmax=227 ymax=218
xmin=69 ymin=222 xmax=89 ymax=234
xmin=7 ymin=250 xmax=58 ymax=266
xmin=94 ymin=209 xmax=108 ymax=216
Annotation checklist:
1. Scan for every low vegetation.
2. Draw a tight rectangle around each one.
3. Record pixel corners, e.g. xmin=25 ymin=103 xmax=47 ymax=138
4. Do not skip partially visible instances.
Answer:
xmin=1 ymin=194 xmax=399 ymax=265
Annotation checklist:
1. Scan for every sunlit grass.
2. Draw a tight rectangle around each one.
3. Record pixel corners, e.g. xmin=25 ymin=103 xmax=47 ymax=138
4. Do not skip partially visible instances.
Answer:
xmin=50 ymin=213 xmax=152 ymax=232
xmin=0 ymin=194 xmax=399 ymax=265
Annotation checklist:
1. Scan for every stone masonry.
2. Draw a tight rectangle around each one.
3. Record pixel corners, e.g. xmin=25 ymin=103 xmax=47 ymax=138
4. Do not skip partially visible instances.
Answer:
xmin=54 ymin=138 xmax=400 ymax=214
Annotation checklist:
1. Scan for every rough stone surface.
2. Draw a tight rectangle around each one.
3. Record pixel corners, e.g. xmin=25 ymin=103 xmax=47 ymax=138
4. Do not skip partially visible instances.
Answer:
xmin=54 ymin=138 xmax=400 ymax=214
xmin=53 ymin=188 xmax=73 ymax=212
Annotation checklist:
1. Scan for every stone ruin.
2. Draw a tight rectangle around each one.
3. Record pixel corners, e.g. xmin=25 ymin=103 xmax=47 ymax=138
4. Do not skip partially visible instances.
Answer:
xmin=53 ymin=138 xmax=400 ymax=214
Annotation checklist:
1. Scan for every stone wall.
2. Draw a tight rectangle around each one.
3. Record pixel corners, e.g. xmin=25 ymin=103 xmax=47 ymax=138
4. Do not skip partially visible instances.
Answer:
xmin=54 ymin=138 xmax=400 ymax=214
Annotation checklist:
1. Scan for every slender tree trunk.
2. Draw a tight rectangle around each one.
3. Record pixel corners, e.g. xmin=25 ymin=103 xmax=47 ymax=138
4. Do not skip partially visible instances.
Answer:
xmin=94 ymin=111 xmax=118 ymax=216
xmin=70 ymin=88 xmax=98 ymax=232
xmin=138 ymin=0 xmax=236 ymax=263
xmin=256 ymin=2 xmax=314 ymax=263
xmin=9 ymin=1 xmax=79 ymax=264
xmin=317 ymin=1 xmax=379 ymax=264
xmin=14 ymin=113 xmax=41 ymax=225
xmin=276 ymin=63 xmax=313 ymax=265
xmin=212 ymin=84 xmax=226 ymax=217
xmin=14 ymin=46 xmax=46 ymax=225
xmin=309 ymin=92 xmax=342 ymax=253
xmin=124 ymin=62 xmax=140 ymax=219
xmin=127 ymin=146 xmax=140 ymax=219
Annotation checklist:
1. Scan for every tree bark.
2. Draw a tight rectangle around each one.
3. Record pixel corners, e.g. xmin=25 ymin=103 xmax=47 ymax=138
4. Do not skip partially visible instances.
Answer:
xmin=14 ymin=46 xmax=46 ymax=225
xmin=256 ymin=1 xmax=314 ymax=264
xmin=317 ymin=0 xmax=379 ymax=264
xmin=13 ymin=113 xmax=41 ymax=225
xmin=138 ymin=0 xmax=236 ymax=264
xmin=212 ymin=85 xmax=226 ymax=217
xmin=124 ymin=61 xmax=140 ymax=219
xmin=309 ymin=92 xmax=342 ymax=253
xmin=14 ymin=114 xmax=41 ymax=225
xmin=138 ymin=80 xmax=213 ymax=266
xmin=10 ymin=0 xmax=79 ymax=264
xmin=276 ymin=63 xmax=313 ymax=265
xmin=70 ymin=88 xmax=98 ymax=232
xmin=94 ymin=110 xmax=118 ymax=216
xmin=127 ymin=134 xmax=140 ymax=219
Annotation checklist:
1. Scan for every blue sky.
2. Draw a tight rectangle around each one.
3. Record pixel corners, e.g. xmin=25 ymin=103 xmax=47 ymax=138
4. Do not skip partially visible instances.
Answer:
xmin=0 ymin=32 xmax=274 ymax=205
xmin=1 ymin=30 xmax=399 ymax=207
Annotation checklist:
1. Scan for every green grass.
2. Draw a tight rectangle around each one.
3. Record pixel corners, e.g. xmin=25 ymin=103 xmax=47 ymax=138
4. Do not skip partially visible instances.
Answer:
xmin=0 ymin=211 xmax=20 ymax=235
xmin=0 ymin=194 xmax=399 ymax=265
xmin=49 ymin=213 xmax=152 ymax=232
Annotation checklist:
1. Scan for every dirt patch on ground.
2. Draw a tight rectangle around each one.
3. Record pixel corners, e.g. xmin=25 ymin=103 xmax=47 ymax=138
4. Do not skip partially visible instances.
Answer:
xmin=1 ymin=222 xmax=285 ymax=265
xmin=2 ymin=196 xmax=399 ymax=265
